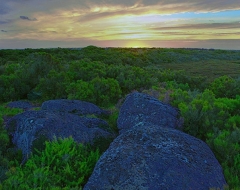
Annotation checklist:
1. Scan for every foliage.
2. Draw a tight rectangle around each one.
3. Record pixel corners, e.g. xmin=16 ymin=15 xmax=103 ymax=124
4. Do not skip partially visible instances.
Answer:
xmin=209 ymin=75 xmax=240 ymax=98
xmin=91 ymin=77 xmax=122 ymax=106
xmin=171 ymin=89 xmax=216 ymax=140
xmin=67 ymin=80 xmax=95 ymax=103
xmin=170 ymin=89 xmax=240 ymax=188
xmin=0 ymin=117 xmax=9 ymax=182
xmin=0 ymin=105 xmax=24 ymax=183
xmin=106 ymin=109 xmax=119 ymax=134
xmin=207 ymin=128 xmax=240 ymax=188
xmin=67 ymin=77 xmax=122 ymax=106
xmin=156 ymin=69 xmax=207 ymax=91
xmin=35 ymin=70 xmax=69 ymax=100
xmin=1 ymin=137 xmax=100 ymax=189
xmin=0 ymin=46 xmax=240 ymax=189
xmin=67 ymin=59 xmax=107 ymax=81
xmin=0 ymin=74 xmax=30 ymax=102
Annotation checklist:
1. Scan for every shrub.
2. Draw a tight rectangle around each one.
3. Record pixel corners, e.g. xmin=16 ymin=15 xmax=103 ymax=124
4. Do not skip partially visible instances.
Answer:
xmin=0 ymin=105 xmax=24 ymax=183
xmin=66 ymin=80 xmax=95 ymax=103
xmin=171 ymin=88 xmax=240 ymax=189
xmin=209 ymin=75 xmax=240 ymax=98
xmin=207 ymin=128 xmax=240 ymax=188
xmin=91 ymin=77 xmax=122 ymax=106
xmin=2 ymin=137 xmax=100 ymax=189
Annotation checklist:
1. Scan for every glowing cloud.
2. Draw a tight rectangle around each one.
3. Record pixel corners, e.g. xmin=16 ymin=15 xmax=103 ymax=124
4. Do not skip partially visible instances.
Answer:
xmin=0 ymin=0 xmax=240 ymax=49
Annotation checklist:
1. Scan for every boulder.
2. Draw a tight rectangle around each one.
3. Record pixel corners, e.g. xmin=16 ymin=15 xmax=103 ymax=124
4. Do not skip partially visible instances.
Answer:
xmin=84 ymin=124 xmax=227 ymax=190
xmin=117 ymin=92 xmax=180 ymax=134
xmin=41 ymin=99 xmax=107 ymax=116
xmin=6 ymin=100 xmax=114 ymax=163
xmin=85 ymin=92 xmax=227 ymax=189
xmin=7 ymin=100 xmax=34 ymax=110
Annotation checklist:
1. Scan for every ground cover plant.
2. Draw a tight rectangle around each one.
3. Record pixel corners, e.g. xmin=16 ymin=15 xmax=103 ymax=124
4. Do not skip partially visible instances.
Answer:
xmin=0 ymin=46 xmax=239 ymax=189
xmin=1 ymin=137 xmax=100 ymax=189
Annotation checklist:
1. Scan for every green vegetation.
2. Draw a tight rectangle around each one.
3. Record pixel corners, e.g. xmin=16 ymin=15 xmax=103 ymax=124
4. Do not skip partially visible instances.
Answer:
xmin=1 ymin=137 xmax=100 ymax=189
xmin=0 ymin=105 xmax=24 ymax=182
xmin=0 ymin=46 xmax=240 ymax=189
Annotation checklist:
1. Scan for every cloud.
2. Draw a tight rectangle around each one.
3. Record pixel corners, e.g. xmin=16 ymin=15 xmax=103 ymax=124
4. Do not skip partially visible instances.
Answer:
xmin=63 ymin=0 xmax=240 ymax=15
xmin=59 ymin=0 xmax=240 ymax=12
xmin=78 ymin=8 xmax=144 ymax=22
xmin=20 ymin=16 xmax=37 ymax=21
xmin=152 ymin=22 xmax=240 ymax=31
xmin=0 ymin=0 xmax=240 ymax=49
xmin=0 ymin=4 xmax=10 ymax=15
xmin=2 ymin=1 xmax=240 ymax=18
xmin=0 ymin=20 xmax=11 ymax=25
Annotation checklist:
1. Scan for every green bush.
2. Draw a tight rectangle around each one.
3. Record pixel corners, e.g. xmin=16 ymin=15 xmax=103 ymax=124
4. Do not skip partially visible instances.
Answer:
xmin=91 ymin=77 xmax=122 ymax=106
xmin=1 ymin=137 xmax=100 ymax=189
xmin=209 ymin=75 xmax=240 ymax=98
xmin=106 ymin=110 xmax=119 ymax=134
xmin=156 ymin=70 xmax=207 ymax=91
xmin=171 ymin=89 xmax=240 ymax=188
xmin=68 ymin=59 xmax=107 ymax=81
xmin=171 ymin=89 xmax=216 ymax=140
xmin=35 ymin=70 xmax=69 ymax=100
xmin=207 ymin=128 xmax=240 ymax=188
xmin=67 ymin=77 xmax=122 ymax=107
xmin=0 ymin=74 xmax=31 ymax=102
xmin=66 ymin=80 xmax=95 ymax=103
xmin=165 ymin=80 xmax=190 ymax=91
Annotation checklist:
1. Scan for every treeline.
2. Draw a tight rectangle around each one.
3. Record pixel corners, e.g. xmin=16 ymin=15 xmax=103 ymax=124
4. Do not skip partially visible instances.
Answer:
xmin=0 ymin=46 xmax=240 ymax=189
xmin=1 ymin=46 xmax=240 ymax=66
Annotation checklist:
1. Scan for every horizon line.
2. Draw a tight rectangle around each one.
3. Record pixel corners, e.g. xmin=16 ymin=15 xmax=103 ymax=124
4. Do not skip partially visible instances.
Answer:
xmin=1 ymin=46 xmax=240 ymax=51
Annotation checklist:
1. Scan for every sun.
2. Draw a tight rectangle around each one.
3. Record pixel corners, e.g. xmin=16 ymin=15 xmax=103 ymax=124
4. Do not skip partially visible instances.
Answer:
xmin=125 ymin=41 xmax=149 ymax=48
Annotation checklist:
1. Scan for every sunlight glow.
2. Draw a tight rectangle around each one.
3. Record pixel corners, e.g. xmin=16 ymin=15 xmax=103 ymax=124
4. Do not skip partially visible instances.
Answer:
xmin=1 ymin=1 xmax=240 ymax=49
xmin=125 ymin=41 xmax=150 ymax=48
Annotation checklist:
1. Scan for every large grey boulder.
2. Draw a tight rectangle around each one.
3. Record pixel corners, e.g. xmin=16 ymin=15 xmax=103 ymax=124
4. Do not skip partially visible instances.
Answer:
xmin=117 ymin=92 xmax=180 ymax=134
xmin=7 ymin=100 xmax=34 ymax=110
xmin=84 ymin=92 xmax=227 ymax=190
xmin=5 ymin=100 xmax=114 ymax=163
xmin=41 ymin=99 xmax=107 ymax=115
xmin=84 ymin=124 xmax=227 ymax=190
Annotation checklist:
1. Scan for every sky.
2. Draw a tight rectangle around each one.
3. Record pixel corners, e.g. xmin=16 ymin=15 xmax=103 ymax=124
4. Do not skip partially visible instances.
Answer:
xmin=0 ymin=0 xmax=240 ymax=49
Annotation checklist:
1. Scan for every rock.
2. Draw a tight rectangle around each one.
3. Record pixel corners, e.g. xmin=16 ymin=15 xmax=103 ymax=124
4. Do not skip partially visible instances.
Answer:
xmin=84 ymin=124 xmax=227 ymax=190
xmin=84 ymin=92 xmax=227 ymax=189
xmin=7 ymin=101 xmax=34 ymax=110
xmin=6 ymin=109 xmax=114 ymax=163
xmin=41 ymin=99 xmax=108 ymax=116
xmin=117 ymin=92 xmax=180 ymax=133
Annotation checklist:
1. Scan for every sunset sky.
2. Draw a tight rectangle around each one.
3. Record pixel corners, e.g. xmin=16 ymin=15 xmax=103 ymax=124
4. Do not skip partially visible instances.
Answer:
xmin=0 ymin=0 xmax=240 ymax=49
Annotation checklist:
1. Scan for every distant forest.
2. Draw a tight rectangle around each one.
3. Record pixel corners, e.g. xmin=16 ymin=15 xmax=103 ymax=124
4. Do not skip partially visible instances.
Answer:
xmin=0 ymin=46 xmax=240 ymax=189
